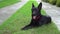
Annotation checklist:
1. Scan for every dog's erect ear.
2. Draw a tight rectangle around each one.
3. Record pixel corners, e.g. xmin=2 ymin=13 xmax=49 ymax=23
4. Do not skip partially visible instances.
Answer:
xmin=32 ymin=3 xmax=35 ymax=8
xmin=38 ymin=2 xmax=42 ymax=11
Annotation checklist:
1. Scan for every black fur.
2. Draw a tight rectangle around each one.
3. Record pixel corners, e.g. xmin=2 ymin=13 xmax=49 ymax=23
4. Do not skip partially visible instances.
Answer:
xmin=21 ymin=2 xmax=51 ymax=30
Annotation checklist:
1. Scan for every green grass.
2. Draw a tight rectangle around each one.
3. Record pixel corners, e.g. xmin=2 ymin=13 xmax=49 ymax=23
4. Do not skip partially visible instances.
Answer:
xmin=56 ymin=0 xmax=60 ymax=7
xmin=0 ymin=0 xmax=20 ymax=8
xmin=0 ymin=1 xmax=60 ymax=34
xmin=48 ymin=0 xmax=57 ymax=5
xmin=42 ymin=0 xmax=49 ymax=2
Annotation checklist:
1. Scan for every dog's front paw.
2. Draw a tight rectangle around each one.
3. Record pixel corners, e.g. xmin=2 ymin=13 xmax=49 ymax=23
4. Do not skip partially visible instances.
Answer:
xmin=21 ymin=25 xmax=33 ymax=30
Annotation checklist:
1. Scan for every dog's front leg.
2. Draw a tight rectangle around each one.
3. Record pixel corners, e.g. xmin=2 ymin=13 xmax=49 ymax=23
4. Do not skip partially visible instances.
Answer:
xmin=21 ymin=19 xmax=34 ymax=30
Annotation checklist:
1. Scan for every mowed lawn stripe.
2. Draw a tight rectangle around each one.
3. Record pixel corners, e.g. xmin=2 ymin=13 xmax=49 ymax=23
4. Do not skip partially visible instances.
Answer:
xmin=0 ymin=0 xmax=20 ymax=8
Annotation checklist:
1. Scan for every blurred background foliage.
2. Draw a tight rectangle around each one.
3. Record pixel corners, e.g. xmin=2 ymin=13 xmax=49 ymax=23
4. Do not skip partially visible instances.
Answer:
xmin=42 ymin=0 xmax=60 ymax=7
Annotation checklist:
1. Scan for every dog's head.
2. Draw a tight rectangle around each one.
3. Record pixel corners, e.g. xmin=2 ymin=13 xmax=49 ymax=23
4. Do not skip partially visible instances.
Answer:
xmin=31 ymin=2 xmax=42 ymax=19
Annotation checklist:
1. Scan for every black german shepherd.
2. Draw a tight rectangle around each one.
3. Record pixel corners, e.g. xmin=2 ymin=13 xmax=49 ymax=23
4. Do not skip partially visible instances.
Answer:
xmin=22 ymin=2 xmax=51 ymax=30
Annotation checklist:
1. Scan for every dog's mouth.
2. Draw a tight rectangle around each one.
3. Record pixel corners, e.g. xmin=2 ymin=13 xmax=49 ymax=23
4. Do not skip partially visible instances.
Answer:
xmin=33 ymin=16 xmax=36 ymax=19
xmin=33 ymin=16 xmax=40 ymax=20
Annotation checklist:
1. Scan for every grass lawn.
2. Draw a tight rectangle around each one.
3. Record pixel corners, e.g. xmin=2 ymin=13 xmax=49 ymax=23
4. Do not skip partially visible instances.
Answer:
xmin=0 ymin=1 xmax=60 ymax=34
xmin=0 ymin=0 xmax=20 ymax=8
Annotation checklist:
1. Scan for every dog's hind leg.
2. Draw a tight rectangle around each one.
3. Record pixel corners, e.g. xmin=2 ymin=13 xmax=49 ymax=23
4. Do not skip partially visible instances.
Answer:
xmin=46 ymin=16 xmax=51 ymax=24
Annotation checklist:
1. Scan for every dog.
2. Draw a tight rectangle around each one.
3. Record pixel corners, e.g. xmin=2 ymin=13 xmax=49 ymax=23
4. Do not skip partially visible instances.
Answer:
xmin=21 ymin=2 xmax=51 ymax=30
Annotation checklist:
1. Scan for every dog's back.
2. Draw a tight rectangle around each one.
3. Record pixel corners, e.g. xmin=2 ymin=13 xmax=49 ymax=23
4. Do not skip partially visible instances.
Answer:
xmin=38 ymin=15 xmax=51 ymax=26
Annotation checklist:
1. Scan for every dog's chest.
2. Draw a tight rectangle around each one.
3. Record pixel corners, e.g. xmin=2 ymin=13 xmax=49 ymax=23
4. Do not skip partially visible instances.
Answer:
xmin=32 ymin=16 xmax=41 ymax=21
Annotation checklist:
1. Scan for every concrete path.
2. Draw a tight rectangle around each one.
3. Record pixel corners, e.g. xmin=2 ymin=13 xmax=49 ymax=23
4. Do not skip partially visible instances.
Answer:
xmin=0 ymin=0 xmax=28 ymax=25
xmin=36 ymin=0 xmax=60 ymax=30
